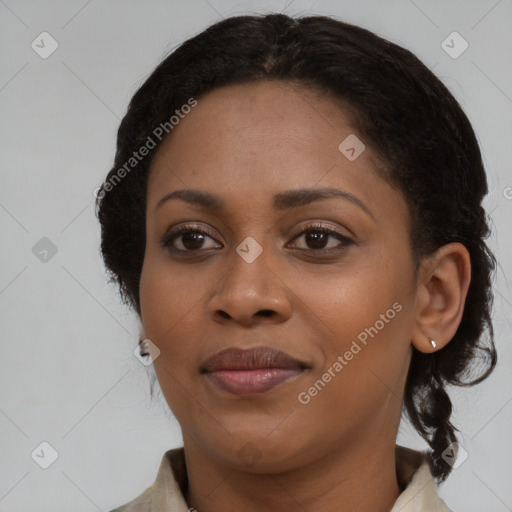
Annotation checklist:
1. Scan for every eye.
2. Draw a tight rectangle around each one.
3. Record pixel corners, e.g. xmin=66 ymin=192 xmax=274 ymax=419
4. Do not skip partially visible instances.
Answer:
xmin=161 ymin=222 xmax=353 ymax=255
xmin=288 ymin=223 xmax=353 ymax=252
xmin=161 ymin=225 xmax=222 ymax=252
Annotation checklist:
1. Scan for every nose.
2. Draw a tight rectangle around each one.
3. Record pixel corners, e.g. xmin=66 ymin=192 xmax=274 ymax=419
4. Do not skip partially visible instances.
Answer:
xmin=208 ymin=243 xmax=293 ymax=327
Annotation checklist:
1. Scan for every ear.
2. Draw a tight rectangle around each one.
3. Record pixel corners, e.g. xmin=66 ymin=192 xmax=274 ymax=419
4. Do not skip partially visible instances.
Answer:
xmin=411 ymin=243 xmax=471 ymax=353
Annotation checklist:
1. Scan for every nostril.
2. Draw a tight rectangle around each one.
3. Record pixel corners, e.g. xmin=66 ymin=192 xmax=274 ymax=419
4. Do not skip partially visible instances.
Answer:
xmin=258 ymin=309 xmax=274 ymax=317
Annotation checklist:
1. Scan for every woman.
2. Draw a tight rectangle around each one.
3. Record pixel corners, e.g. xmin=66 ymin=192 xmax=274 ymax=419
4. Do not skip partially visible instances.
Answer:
xmin=96 ymin=12 xmax=496 ymax=512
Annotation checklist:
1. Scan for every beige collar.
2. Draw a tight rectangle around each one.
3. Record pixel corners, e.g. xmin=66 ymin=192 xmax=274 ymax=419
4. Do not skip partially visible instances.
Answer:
xmin=111 ymin=445 xmax=452 ymax=512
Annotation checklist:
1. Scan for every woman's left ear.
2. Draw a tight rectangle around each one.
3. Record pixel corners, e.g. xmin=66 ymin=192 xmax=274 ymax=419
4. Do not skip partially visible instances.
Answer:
xmin=411 ymin=242 xmax=471 ymax=353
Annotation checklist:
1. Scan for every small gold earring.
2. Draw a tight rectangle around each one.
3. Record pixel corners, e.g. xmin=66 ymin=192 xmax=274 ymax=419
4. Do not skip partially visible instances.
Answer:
xmin=430 ymin=339 xmax=437 ymax=349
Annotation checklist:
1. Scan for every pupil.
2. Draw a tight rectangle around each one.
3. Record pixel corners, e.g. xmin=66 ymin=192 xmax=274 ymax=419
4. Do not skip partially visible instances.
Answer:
xmin=183 ymin=233 xmax=204 ymax=250
xmin=306 ymin=232 xmax=327 ymax=249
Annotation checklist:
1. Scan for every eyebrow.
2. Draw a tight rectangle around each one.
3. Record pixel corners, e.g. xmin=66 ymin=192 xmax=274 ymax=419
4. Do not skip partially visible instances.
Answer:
xmin=155 ymin=187 xmax=374 ymax=220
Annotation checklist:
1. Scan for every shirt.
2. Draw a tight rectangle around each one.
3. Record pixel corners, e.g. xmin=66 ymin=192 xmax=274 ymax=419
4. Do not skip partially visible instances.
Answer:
xmin=109 ymin=444 xmax=453 ymax=512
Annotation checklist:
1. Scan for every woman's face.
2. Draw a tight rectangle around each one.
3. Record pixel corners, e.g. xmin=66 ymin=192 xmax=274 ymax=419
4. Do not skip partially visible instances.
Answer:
xmin=140 ymin=80 xmax=419 ymax=472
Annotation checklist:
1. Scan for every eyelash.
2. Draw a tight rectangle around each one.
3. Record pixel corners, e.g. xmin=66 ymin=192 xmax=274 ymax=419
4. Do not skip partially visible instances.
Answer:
xmin=161 ymin=222 xmax=353 ymax=255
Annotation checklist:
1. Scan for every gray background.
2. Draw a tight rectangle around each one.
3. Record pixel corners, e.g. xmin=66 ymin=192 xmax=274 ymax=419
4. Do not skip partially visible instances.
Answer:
xmin=0 ymin=0 xmax=511 ymax=510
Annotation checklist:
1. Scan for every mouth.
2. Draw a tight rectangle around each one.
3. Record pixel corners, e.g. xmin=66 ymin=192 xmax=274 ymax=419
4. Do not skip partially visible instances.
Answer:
xmin=200 ymin=346 xmax=310 ymax=396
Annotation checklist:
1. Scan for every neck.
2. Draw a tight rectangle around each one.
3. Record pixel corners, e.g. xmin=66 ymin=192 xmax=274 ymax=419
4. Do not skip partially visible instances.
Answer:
xmin=183 ymin=436 xmax=401 ymax=512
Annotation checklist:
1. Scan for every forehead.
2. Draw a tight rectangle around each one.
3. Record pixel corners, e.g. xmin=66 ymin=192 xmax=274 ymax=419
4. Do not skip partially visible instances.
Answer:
xmin=149 ymin=81 xmax=378 ymax=186
xmin=153 ymin=80 xmax=355 ymax=150
xmin=145 ymin=80 xmax=407 ymax=230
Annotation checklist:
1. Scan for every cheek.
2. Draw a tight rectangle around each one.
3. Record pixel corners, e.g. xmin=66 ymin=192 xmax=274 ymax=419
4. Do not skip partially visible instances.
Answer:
xmin=140 ymin=255 xmax=205 ymax=333
xmin=139 ymin=264 xmax=192 ymax=374
xmin=294 ymin=311 xmax=412 ymax=447
xmin=293 ymin=250 xmax=414 ymax=402
xmin=293 ymin=254 xmax=410 ymax=341
xmin=139 ymin=263 xmax=202 ymax=414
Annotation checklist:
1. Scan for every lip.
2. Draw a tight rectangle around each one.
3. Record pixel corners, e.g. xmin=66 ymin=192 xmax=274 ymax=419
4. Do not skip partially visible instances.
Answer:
xmin=200 ymin=346 xmax=309 ymax=396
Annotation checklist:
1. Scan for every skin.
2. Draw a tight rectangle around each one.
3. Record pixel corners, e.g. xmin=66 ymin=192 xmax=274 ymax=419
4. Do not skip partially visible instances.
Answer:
xmin=139 ymin=80 xmax=471 ymax=512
